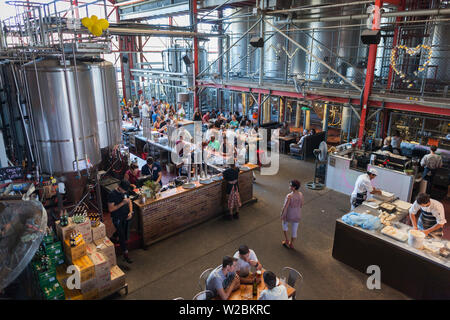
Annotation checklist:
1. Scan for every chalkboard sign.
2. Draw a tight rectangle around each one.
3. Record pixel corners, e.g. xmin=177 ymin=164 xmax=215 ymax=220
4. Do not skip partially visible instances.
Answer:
xmin=0 ymin=166 xmax=24 ymax=181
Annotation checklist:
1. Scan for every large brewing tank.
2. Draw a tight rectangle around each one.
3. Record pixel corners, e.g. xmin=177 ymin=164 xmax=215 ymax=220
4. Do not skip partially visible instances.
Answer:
xmin=86 ymin=59 xmax=121 ymax=149
xmin=230 ymin=7 xmax=251 ymax=77
xmin=427 ymin=20 xmax=450 ymax=85
xmin=264 ymin=16 xmax=287 ymax=79
xmin=290 ymin=0 xmax=365 ymax=83
xmin=162 ymin=45 xmax=208 ymax=75
xmin=24 ymin=58 xmax=101 ymax=175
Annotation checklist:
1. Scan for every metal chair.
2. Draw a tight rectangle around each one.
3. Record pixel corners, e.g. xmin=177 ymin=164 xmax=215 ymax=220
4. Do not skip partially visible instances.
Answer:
xmin=193 ymin=290 xmax=214 ymax=300
xmin=198 ymin=267 xmax=214 ymax=291
xmin=280 ymin=267 xmax=303 ymax=300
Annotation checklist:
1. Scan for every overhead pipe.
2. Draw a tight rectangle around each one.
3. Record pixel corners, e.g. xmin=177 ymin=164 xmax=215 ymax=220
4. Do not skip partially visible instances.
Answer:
xmin=276 ymin=7 xmax=450 ymax=24
xmin=268 ymin=0 xmax=374 ymax=15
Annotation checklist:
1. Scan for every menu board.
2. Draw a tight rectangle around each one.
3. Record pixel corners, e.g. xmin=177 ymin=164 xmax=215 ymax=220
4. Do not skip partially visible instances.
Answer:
xmin=0 ymin=166 xmax=23 ymax=181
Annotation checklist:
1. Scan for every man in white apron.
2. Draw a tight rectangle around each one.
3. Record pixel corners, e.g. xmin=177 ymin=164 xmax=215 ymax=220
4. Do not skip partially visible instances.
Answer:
xmin=350 ymin=168 xmax=382 ymax=210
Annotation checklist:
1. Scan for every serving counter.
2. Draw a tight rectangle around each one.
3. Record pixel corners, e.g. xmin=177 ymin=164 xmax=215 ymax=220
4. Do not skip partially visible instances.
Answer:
xmin=326 ymin=153 xmax=414 ymax=202
xmin=133 ymin=164 xmax=258 ymax=247
xmin=332 ymin=205 xmax=450 ymax=299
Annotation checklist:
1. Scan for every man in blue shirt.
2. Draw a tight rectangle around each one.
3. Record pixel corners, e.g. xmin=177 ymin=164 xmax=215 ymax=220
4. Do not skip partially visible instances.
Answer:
xmin=141 ymin=157 xmax=163 ymax=186
xmin=206 ymin=256 xmax=240 ymax=300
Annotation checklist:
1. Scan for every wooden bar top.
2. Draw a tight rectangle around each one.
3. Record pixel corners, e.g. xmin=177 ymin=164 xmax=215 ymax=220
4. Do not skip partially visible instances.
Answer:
xmin=134 ymin=163 xmax=258 ymax=208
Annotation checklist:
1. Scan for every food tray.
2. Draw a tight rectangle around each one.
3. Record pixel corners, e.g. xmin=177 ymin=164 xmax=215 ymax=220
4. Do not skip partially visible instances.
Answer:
xmin=182 ymin=183 xmax=196 ymax=189
xmin=362 ymin=199 xmax=382 ymax=209
xmin=381 ymin=226 xmax=408 ymax=242
xmin=199 ymin=179 xmax=213 ymax=184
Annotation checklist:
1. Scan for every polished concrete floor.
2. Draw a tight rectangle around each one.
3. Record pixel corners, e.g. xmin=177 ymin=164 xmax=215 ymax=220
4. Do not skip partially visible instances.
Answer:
xmin=113 ymin=154 xmax=409 ymax=300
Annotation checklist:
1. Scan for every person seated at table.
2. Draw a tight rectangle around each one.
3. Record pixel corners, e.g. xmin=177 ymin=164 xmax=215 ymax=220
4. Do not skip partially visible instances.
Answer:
xmin=279 ymin=122 xmax=290 ymax=137
xmin=153 ymin=116 xmax=162 ymax=130
xmin=233 ymin=245 xmax=262 ymax=284
xmin=258 ymin=271 xmax=289 ymax=300
xmin=193 ymin=109 xmax=202 ymax=121
xmin=210 ymin=109 xmax=217 ymax=119
xmin=235 ymin=111 xmax=243 ymax=123
xmin=309 ymin=128 xmax=316 ymax=135
xmin=206 ymin=256 xmax=240 ymax=300
xmin=124 ymin=163 xmax=140 ymax=189
xmin=290 ymin=129 xmax=308 ymax=152
xmin=202 ymin=111 xmax=210 ymax=124
xmin=169 ymin=104 xmax=176 ymax=115
xmin=141 ymin=157 xmax=163 ymax=186
xmin=381 ymin=136 xmax=393 ymax=153
xmin=230 ymin=114 xmax=239 ymax=128
xmin=208 ymin=135 xmax=220 ymax=151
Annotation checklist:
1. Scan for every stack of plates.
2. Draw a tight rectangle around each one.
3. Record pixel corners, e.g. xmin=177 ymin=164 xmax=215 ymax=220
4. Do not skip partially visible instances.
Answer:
xmin=392 ymin=199 xmax=412 ymax=214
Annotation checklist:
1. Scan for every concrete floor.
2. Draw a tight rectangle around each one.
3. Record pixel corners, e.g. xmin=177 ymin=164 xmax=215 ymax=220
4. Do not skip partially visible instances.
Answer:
xmin=113 ymin=154 xmax=409 ymax=300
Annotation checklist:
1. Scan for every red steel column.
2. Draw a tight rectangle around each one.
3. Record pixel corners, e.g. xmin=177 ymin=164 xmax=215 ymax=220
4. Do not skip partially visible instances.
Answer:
xmin=386 ymin=0 xmax=405 ymax=90
xmin=193 ymin=0 xmax=200 ymax=112
xmin=358 ymin=0 xmax=382 ymax=148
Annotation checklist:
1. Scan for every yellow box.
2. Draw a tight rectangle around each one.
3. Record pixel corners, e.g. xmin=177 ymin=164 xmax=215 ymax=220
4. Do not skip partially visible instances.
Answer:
xmin=64 ymin=239 xmax=87 ymax=264
xmin=110 ymin=265 xmax=126 ymax=291
xmin=72 ymin=255 xmax=95 ymax=282
xmin=64 ymin=287 xmax=83 ymax=300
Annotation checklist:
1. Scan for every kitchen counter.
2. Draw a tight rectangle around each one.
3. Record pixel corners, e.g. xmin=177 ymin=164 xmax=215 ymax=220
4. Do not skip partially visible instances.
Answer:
xmin=332 ymin=205 xmax=450 ymax=299
xmin=133 ymin=164 xmax=258 ymax=247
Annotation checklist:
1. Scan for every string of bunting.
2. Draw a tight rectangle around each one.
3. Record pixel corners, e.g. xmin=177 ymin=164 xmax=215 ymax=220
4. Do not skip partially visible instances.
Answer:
xmin=390 ymin=44 xmax=432 ymax=88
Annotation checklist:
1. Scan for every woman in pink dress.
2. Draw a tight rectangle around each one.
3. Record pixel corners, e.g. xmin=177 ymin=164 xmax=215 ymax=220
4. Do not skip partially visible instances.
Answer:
xmin=280 ymin=180 xmax=304 ymax=249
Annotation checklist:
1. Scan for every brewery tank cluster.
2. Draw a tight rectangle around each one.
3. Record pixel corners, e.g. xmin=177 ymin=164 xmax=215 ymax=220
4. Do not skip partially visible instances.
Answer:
xmin=23 ymin=58 xmax=121 ymax=201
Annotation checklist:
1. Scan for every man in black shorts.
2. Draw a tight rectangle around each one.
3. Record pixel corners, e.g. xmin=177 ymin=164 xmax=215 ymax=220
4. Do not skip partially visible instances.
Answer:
xmin=107 ymin=180 xmax=133 ymax=263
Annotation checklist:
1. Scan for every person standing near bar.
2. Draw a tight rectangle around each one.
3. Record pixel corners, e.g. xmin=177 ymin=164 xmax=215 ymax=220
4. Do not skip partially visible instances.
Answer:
xmin=391 ymin=130 xmax=402 ymax=155
xmin=107 ymin=180 xmax=133 ymax=263
xmin=350 ymin=168 xmax=381 ymax=210
xmin=222 ymin=163 xmax=241 ymax=220
xmin=409 ymin=193 xmax=446 ymax=239
xmin=280 ymin=180 xmax=303 ymax=249
xmin=420 ymin=145 xmax=443 ymax=194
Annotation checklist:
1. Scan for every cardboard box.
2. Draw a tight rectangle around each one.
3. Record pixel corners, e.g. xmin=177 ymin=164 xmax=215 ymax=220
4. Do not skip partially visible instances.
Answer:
xmin=86 ymin=242 xmax=97 ymax=256
xmin=56 ymin=264 xmax=69 ymax=288
xmin=42 ymin=282 xmax=65 ymax=300
xmin=89 ymin=251 xmax=110 ymax=279
xmin=96 ymin=271 xmax=111 ymax=289
xmin=45 ymin=242 xmax=63 ymax=256
xmin=63 ymin=287 xmax=83 ymax=300
xmin=64 ymin=239 xmax=86 ymax=264
xmin=94 ymin=237 xmax=117 ymax=266
xmin=110 ymin=265 xmax=126 ymax=291
xmin=80 ymin=277 xmax=97 ymax=294
xmin=55 ymin=220 xmax=76 ymax=241
xmin=73 ymin=219 xmax=92 ymax=243
xmin=97 ymin=283 xmax=112 ymax=299
xmin=51 ymin=253 xmax=66 ymax=267
xmin=91 ymin=222 xmax=106 ymax=242
xmin=82 ymin=288 xmax=99 ymax=300
xmin=72 ymin=255 xmax=95 ymax=282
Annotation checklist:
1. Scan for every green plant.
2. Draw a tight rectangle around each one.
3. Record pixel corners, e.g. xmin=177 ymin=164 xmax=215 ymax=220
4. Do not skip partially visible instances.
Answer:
xmin=143 ymin=180 xmax=161 ymax=194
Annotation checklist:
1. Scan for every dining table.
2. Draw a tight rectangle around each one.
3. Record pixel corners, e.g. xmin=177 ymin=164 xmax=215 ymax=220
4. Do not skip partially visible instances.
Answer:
xmin=216 ymin=270 xmax=296 ymax=300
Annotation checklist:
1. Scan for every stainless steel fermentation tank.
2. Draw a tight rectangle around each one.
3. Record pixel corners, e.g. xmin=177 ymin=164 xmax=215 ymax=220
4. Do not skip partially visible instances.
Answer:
xmin=87 ymin=60 xmax=121 ymax=149
xmin=162 ymin=45 xmax=208 ymax=80
xmin=24 ymin=58 xmax=120 ymax=202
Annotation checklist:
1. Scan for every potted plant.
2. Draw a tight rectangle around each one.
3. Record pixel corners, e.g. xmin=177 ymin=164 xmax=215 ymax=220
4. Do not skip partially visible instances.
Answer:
xmin=142 ymin=180 xmax=161 ymax=199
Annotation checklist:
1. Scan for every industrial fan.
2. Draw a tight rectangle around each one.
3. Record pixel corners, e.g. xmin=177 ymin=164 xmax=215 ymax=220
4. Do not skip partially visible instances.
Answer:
xmin=0 ymin=200 xmax=47 ymax=292
xmin=306 ymin=141 xmax=328 ymax=190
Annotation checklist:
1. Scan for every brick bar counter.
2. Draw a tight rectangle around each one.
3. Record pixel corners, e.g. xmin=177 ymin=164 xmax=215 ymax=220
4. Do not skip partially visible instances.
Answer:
xmin=133 ymin=164 xmax=257 ymax=247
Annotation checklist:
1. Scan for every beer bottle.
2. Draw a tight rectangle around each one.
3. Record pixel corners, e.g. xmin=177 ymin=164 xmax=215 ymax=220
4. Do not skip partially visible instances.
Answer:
xmin=252 ymin=276 xmax=257 ymax=297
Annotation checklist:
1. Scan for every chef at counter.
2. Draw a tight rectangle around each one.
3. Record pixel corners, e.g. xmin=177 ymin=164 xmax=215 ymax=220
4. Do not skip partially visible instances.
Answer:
xmin=351 ymin=168 xmax=382 ymax=210
xmin=409 ymin=193 xmax=446 ymax=239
